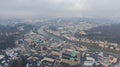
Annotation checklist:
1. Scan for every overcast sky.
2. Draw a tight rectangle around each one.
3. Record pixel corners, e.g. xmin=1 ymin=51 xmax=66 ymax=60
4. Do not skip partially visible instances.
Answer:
xmin=0 ymin=0 xmax=120 ymax=18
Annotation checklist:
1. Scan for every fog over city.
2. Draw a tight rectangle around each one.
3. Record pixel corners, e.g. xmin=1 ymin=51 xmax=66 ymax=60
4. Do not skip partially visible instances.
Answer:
xmin=0 ymin=0 xmax=120 ymax=18
xmin=0 ymin=0 xmax=120 ymax=67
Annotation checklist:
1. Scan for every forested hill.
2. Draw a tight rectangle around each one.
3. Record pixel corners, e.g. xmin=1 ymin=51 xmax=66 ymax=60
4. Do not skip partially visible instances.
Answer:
xmin=0 ymin=23 xmax=33 ymax=50
xmin=87 ymin=23 xmax=120 ymax=44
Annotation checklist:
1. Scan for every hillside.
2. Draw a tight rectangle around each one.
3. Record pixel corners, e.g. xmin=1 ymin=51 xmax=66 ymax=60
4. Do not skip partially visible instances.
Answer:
xmin=87 ymin=23 xmax=120 ymax=43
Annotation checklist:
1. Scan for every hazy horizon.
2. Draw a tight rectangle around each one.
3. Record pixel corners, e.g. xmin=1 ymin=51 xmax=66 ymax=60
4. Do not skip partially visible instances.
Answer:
xmin=0 ymin=0 xmax=120 ymax=18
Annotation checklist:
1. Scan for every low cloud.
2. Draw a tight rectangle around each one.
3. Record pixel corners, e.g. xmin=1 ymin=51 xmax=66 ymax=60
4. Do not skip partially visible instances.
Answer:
xmin=0 ymin=0 xmax=120 ymax=17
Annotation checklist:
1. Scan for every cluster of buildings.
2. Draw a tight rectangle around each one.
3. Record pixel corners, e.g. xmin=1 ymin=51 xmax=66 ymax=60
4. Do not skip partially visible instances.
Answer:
xmin=45 ymin=28 xmax=120 ymax=54
xmin=0 ymin=48 xmax=22 ymax=67
xmin=43 ymin=28 xmax=120 ymax=67
xmin=0 ymin=25 xmax=120 ymax=67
